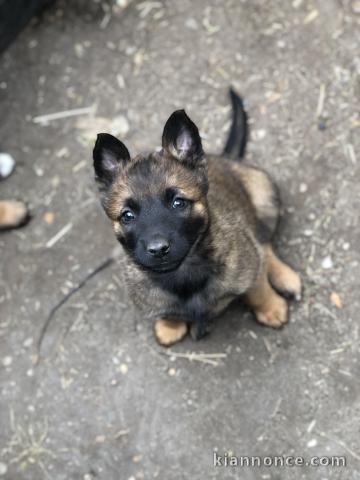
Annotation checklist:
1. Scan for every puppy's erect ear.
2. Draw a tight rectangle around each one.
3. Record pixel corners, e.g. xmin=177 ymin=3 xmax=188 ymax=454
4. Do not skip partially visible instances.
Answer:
xmin=93 ymin=133 xmax=130 ymax=188
xmin=162 ymin=110 xmax=204 ymax=167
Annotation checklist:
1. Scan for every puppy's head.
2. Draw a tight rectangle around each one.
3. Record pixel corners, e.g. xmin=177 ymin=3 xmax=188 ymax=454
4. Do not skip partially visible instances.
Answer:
xmin=93 ymin=110 xmax=209 ymax=273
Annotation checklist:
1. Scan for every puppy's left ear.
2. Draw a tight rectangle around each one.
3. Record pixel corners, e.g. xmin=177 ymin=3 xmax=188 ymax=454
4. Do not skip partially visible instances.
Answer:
xmin=162 ymin=110 xmax=204 ymax=167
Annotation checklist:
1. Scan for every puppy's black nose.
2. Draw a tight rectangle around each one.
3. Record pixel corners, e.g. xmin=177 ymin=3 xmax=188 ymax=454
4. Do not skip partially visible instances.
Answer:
xmin=146 ymin=237 xmax=170 ymax=258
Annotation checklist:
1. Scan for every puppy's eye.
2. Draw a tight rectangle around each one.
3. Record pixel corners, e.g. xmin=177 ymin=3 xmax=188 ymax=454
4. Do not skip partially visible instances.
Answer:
xmin=172 ymin=197 xmax=188 ymax=209
xmin=120 ymin=210 xmax=135 ymax=224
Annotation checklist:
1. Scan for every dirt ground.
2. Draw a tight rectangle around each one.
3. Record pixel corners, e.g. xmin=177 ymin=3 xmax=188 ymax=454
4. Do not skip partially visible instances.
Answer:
xmin=0 ymin=0 xmax=359 ymax=479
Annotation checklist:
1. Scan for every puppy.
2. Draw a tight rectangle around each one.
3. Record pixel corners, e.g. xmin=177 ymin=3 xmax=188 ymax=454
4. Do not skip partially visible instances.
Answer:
xmin=93 ymin=89 xmax=301 ymax=346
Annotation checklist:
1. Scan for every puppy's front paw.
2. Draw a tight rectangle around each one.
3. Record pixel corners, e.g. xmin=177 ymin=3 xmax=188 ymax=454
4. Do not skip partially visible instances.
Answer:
xmin=254 ymin=293 xmax=288 ymax=329
xmin=154 ymin=319 xmax=188 ymax=346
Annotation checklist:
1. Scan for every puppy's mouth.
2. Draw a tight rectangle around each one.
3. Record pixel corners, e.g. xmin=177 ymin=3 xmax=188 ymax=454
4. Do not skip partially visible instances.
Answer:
xmin=135 ymin=252 xmax=188 ymax=274
xmin=146 ymin=259 xmax=183 ymax=274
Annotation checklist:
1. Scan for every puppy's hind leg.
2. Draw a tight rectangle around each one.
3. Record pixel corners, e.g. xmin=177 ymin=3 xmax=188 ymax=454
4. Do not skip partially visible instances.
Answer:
xmin=245 ymin=266 xmax=288 ymax=329
xmin=266 ymin=245 xmax=302 ymax=301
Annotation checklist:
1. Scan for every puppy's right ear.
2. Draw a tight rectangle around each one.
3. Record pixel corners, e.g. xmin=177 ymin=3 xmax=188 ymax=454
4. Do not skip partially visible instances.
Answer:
xmin=93 ymin=133 xmax=130 ymax=189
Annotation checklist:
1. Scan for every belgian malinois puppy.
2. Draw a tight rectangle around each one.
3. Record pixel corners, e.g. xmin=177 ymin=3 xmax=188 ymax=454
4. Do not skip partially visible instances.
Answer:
xmin=93 ymin=89 xmax=301 ymax=346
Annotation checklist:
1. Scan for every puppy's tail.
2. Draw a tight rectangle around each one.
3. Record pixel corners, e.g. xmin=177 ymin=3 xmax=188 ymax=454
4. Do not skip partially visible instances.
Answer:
xmin=223 ymin=87 xmax=248 ymax=160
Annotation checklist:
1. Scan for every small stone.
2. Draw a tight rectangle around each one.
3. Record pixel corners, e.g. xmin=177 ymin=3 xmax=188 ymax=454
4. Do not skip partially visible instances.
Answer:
xmin=116 ymin=0 xmax=128 ymax=7
xmin=303 ymin=229 xmax=313 ymax=237
xmin=2 ymin=356 xmax=12 ymax=367
xmin=23 ymin=337 xmax=33 ymax=348
xmin=84 ymin=474 xmax=95 ymax=480
xmin=132 ymin=454 xmax=142 ymax=463
xmin=342 ymin=242 xmax=350 ymax=251
xmin=106 ymin=41 xmax=116 ymax=51
xmin=125 ymin=45 xmax=136 ymax=56
xmin=0 ymin=153 xmax=15 ymax=178
xmin=119 ymin=363 xmax=128 ymax=374
xmin=321 ymin=256 xmax=333 ymax=269
xmin=299 ymin=183 xmax=308 ymax=193
xmin=307 ymin=438 xmax=318 ymax=448
xmin=185 ymin=18 xmax=198 ymax=30
xmin=318 ymin=120 xmax=327 ymax=131
xmin=28 ymin=39 xmax=38 ymax=48
xmin=116 ymin=74 xmax=125 ymax=89
xmin=34 ymin=166 xmax=44 ymax=177
xmin=95 ymin=435 xmax=106 ymax=443
xmin=74 ymin=43 xmax=84 ymax=58
xmin=51 ymin=176 xmax=60 ymax=188
xmin=253 ymin=129 xmax=267 ymax=140
xmin=168 ymin=368 xmax=176 ymax=376
xmin=134 ymin=49 xmax=145 ymax=68
xmin=0 ymin=463 xmax=8 ymax=476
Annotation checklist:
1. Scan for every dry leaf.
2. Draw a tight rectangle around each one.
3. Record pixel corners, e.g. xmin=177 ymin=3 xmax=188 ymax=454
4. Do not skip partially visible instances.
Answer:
xmin=304 ymin=10 xmax=319 ymax=24
xmin=330 ymin=292 xmax=343 ymax=309
xmin=43 ymin=212 xmax=55 ymax=225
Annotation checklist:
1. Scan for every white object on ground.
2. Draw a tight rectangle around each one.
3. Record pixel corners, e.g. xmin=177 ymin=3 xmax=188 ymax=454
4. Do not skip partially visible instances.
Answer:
xmin=33 ymin=105 xmax=96 ymax=124
xmin=45 ymin=222 xmax=73 ymax=248
xmin=321 ymin=256 xmax=333 ymax=269
xmin=0 ymin=463 xmax=8 ymax=476
xmin=0 ymin=153 xmax=15 ymax=178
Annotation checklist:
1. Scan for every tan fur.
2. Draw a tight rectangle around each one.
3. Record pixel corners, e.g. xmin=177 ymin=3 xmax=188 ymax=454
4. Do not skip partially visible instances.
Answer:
xmin=0 ymin=200 xmax=28 ymax=229
xmin=266 ymin=245 xmax=302 ymax=300
xmin=231 ymin=163 xmax=279 ymax=224
xmin=154 ymin=319 xmax=188 ymax=346
xmin=245 ymin=265 xmax=289 ymax=328
xmin=192 ymin=201 xmax=207 ymax=215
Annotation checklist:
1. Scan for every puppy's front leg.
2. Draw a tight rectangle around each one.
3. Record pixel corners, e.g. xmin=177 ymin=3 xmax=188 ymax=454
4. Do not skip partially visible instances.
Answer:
xmin=154 ymin=319 xmax=188 ymax=346
xmin=190 ymin=318 xmax=212 ymax=341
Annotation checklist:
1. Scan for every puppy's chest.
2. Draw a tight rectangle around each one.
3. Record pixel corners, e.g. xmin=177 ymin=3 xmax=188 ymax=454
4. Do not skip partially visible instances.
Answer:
xmin=126 ymin=262 xmax=235 ymax=321
xmin=174 ymin=282 xmax=236 ymax=320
